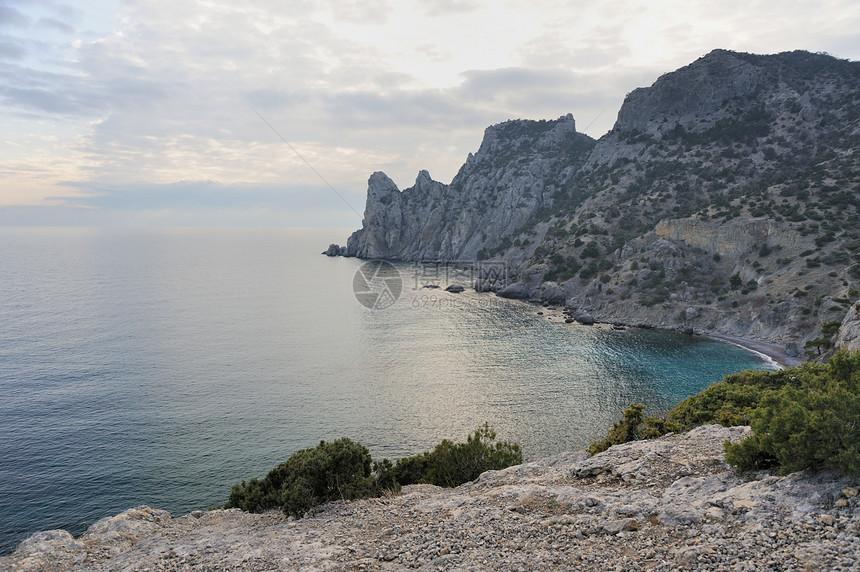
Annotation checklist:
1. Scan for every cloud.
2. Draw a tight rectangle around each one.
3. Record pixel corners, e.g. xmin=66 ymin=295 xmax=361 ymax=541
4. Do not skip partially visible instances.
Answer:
xmin=1 ymin=0 xmax=859 ymax=225
xmin=0 ymin=4 xmax=30 ymax=28
xmin=422 ymin=0 xmax=481 ymax=17
xmin=0 ymin=39 xmax=26 ymax=59
xmin=37 ymin=16 xmax=74 ymax=34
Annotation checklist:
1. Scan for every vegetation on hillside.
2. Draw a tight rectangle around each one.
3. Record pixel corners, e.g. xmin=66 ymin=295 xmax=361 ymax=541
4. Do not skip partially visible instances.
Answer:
xmin=225 ymin=424 xmax=522 ymax=517
xmin=588 ymin=350 xmax=860 ymax=477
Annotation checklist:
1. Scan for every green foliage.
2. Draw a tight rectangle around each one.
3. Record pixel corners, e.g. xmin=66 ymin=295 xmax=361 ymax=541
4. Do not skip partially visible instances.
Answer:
xmin=724 ymin=350 xmax=860 ymax=477
xmin=226 ymin=438 xmax=387 ymax=517
xmin=805 ymin=320 xmax=842 ymax=356
xmin=226 ymin=425 xmax=523 ymax=517
xmin=822 ymin=320 xmax=842 ymax=338
xmin=393 ymin=423 xmax=523 ymax=487
xmin=580 ymin=240 xmax=600 ymax=259
xmin=579 ymin=261 xmax=599 ymax=280
xmin=587 ymin=404 xmax=647 ymax=455
xmin=587 ymin=352 xmax=860 ymax=478
xmin=729 ymin=273 xmax=743 ymax=289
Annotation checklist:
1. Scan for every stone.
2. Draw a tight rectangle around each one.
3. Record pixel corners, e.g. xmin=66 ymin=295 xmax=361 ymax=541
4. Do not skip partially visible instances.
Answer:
xmin=602 ymin=518 xmax=638 ymax=535
xmin=496 ymin=282 xmax=531 ymax=300
xmin=445 ymin=284 xmax=465 ymax=293
xmin=539 ymin=282 xmax=568 ymax=305
xmin=323 ymin=244 xmax=344 ymax=256
xmin=685 ymin=307 xmax=699 ymax=320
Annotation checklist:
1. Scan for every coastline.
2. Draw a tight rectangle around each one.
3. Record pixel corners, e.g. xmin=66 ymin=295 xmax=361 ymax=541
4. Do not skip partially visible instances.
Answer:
xmin=706 ymin=333 xmax=803 ymax=370
xmin=521 ymin=300 xmax=802 ymax=370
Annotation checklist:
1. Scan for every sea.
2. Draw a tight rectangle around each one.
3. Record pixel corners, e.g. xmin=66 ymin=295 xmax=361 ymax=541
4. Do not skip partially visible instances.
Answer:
xmin=0 ymin=227 xmax=775 ymax=554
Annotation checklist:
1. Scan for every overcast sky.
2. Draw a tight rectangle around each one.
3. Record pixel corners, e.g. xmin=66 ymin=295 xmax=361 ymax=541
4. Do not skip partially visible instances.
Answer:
xmin=1 ymin=0 xmax=858 ymax=227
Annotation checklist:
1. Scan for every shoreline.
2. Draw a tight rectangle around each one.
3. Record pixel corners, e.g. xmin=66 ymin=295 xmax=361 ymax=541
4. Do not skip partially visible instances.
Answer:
xmin=519 ymin=299 xmax=802 ymax=370
xmin=706 ymin=333 xmax=803 ymax=370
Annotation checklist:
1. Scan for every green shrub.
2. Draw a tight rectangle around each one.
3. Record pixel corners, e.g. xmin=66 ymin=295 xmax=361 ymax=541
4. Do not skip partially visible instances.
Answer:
xmin=587 ymin=403 xmax=648 ymax=455
xmin=397 ymin=423 xmax=523 ymax=487
xmin=227 ymin=425 xmax=523 ymax=517
xmin=725 ymin=350 xmax=860 ymax=477
xmin=729 ymin=273 xmax=743 ymax=289
xmin=587 ymin=351 xmax=860 ymax=478
xmin=226 ymin=437 xmax=390 ymax=517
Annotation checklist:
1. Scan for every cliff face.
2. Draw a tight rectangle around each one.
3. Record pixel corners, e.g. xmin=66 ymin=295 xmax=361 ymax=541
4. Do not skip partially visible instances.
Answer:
xmin=346 ymin=114 xmax=595 ymax=262
xmin=334 ymin=49 xmax=860 ymax=352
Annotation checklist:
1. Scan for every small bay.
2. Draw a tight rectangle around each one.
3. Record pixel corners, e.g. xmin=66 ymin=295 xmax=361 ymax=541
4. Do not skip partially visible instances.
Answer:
xmin=0 ymin=227 xmax=772 ymax=553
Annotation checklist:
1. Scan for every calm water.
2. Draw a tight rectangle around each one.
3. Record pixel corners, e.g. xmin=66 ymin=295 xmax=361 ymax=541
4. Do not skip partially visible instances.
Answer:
xmin=0 ymin=227 xmax=773 ymax=553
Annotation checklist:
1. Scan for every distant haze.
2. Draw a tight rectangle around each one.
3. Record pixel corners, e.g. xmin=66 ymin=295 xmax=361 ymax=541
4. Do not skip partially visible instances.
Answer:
xmin=1 ymin=0 xmax=859 ymax=226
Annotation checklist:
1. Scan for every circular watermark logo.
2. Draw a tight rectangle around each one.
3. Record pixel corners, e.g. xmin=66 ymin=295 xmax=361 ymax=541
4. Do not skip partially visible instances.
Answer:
xmin=353 ymin=260 xmax=403 ymax=310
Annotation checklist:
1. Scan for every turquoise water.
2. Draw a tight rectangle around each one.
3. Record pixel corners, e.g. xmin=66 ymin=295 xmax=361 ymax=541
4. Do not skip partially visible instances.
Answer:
xmin=0 ymin=227 xmax=773 ymax=553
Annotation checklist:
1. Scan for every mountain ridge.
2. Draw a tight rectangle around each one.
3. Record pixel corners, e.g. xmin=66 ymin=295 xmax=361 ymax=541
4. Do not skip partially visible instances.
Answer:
xmin=329 ymin=49 xmax=860 ymax=356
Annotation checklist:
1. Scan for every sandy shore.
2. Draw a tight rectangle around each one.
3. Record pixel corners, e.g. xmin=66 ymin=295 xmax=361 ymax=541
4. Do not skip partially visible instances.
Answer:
xmin=706 ymin=333 xmax=803 ymax=369
xmin=530 ymin=303 xmax=803 ymax=370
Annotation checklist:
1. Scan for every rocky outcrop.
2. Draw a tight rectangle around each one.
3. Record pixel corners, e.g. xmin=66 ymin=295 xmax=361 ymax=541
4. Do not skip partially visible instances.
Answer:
xmin=654 ymin=218 xmax=813 ymax=259
xmin=323 ymin=243 xmax=345 ymax=256
xmin=333 ymin=49 xmax=860 ymax=352
xmin=4 ymin=425 xmax=858 ymax=570
xmin=836 ymin=304 xmax=860 ymax=352
xmin=343 ymin=115 xmax=595 ymax=261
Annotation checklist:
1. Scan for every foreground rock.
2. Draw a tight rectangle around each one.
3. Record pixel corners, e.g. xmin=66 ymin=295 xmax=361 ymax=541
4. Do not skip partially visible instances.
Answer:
xmin=4 ymin=425 xmax=858 ymax=571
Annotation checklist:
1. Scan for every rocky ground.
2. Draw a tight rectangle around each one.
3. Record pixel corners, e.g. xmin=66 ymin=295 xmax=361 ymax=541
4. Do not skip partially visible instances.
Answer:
xmin=3 ymin=425 xmax=858 ymax=571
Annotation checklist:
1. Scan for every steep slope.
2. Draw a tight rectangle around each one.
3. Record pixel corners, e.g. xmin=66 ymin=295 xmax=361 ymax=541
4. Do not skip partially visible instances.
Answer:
xmin=344 ymin=114 xmax=595 ymax=263
xmin=331 ymin=49 xmax=860 ymax=352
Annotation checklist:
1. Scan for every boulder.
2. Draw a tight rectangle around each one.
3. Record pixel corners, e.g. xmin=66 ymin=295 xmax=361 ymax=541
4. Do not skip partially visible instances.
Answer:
xmin=602 ymin=518 xmax=639 ymax=535
xmin=496 ymin=282 xmax=531 ymax=300
xmin=323 ymin=244 xmax=344 ymax=256
xmin=539 ymin=281 xmax=568 ymax=305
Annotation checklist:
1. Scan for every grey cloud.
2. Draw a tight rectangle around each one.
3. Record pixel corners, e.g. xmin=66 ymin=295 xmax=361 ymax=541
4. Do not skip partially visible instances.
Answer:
xmin=0 ymin=63 xmax=106 ymax=115
xmin=0 ymin=4 xmax=30 ymax=28
xmin=325 ymin=0 xmax=392 ymax=24
xmin=0 ymin=86 xmax=86 ymax=114
xmin=322 ymin=88 xmax=493 ymax=130
xmin=49 ymin=2 xmax=79 ymax=21
xmin=245 ymin=88 xmax=313 ymax=113
xmin=422 ymin=0 xmax=480 ymax=17
xmin=458 ymin=67 xmax=574 ymax=98
xmin=0 ymin=39 xmax=25 ymax=59
xmin=37 ymin=16 xmax=74 ymax=34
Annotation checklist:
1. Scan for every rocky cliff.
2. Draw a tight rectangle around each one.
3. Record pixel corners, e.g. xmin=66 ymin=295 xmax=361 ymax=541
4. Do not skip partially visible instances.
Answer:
xmin=331 ymin=49 xmax=860 ymax=354
xmin=4 ymin=425 xmax=858 ymax=570
xmin=344 ymin=114 xmax=595 ymax=264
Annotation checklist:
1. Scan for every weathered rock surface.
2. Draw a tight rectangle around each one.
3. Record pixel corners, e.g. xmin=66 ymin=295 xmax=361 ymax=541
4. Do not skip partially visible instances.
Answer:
xmin=333 ymin=49 xmax=860 ymax=354
xmin=5 ymin=425 xmax=858 ymax=571
xmin=836 ymin=304 xmax=860 ymax=352
xmin=343 ymin=116 xmax=595 ymax=263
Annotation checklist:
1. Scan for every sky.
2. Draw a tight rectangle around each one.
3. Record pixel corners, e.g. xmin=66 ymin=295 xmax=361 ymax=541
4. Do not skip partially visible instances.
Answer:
xmin=1 ymin=0 xmax=858 ymax=227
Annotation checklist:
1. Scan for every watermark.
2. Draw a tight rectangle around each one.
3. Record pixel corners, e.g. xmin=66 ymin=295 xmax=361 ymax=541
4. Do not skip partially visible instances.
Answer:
xmin=352 ymin=260 xmax=509 ymax=311
xmin=353 ymin=260 xmax=403 ymax=310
